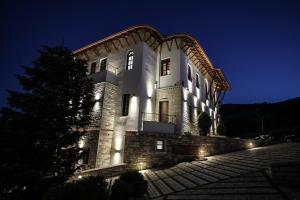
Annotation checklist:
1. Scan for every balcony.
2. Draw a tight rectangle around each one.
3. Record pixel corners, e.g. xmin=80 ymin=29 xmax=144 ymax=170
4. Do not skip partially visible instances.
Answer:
xmin=142 ymin=112 xmax=176 ymax=134
xmin=89 ymin=63 xmax=118 ymax=85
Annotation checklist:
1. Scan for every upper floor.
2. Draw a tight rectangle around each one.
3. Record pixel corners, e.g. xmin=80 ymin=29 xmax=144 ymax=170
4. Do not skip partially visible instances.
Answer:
xmin=73 ymin=25 xmax=230 ymax=106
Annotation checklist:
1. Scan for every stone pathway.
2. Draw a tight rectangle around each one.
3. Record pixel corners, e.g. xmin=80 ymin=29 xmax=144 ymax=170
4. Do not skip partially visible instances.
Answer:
xmin=140 ymin=143 xmax=300 ymax=199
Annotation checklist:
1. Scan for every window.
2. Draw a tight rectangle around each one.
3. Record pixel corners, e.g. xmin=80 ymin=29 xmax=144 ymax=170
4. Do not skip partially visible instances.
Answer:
xmin=196 ymin=74 xmax=200 ymax=88
xmin=189 ymin=105 xmax=193 ymax=122
xmin=122 ymin=94 xmax=130 ymax=116
xmin=126 ymin=51 xmax=134 ymax=70
xmin=205 ymin=81 xmax=209 ymax=98
xmin=156 ymin=140 xmax=165 ymax=151
xmin=90 ymin=62 xmax=97 ymax=74
xmin=100 ymin=58 xmax=107 ymax=72
xmin=161 ymin=58 xmax=171 ymax=76
xmin=83 ymin=149 xmax=90 ymax=164
xmin=188 ymin=65 xmax=192 ymax=81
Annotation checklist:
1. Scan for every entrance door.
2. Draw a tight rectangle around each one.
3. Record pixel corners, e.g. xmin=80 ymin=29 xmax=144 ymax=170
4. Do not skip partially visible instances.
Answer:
xmin=159 ymin=101 xmax=169 ymax=123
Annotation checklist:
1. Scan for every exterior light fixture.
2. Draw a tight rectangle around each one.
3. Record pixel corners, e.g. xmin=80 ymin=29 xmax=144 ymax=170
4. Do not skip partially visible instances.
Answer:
xmin=154 ymin=81 xmax=157 ymax=89
xmin=78 ymin=140 xmax=84 ymax=149
xmin=78 ymin=175 xmax=82 ymax=179
xmin=138 ymin=162 xmax=145 ymax=170
xmin=249 ymin=142 xmax=253 ymax=148
xmin=198 ymin=148 xmax=207 ymax=161
xmin=95 ymin=93 xmax=100 ymax=101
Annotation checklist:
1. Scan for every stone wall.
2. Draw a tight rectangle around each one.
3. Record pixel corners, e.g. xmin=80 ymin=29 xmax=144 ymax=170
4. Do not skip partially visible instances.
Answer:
xmin=95 ymin=82 xmax=121 ymax=168
xmin=124 ymin=132 xmax=255 ymax=170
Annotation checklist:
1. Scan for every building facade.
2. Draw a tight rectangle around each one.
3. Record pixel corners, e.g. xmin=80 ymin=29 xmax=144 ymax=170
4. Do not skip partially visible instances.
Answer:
xmin=73 ymin=25 xmax=230 ymax=170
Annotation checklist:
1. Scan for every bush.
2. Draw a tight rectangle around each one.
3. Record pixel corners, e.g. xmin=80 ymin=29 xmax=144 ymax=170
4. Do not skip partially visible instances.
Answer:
xmin=198 ymin=112 xmax=212 ymax=136
xmin=217 ymin=121 xmax=226 ymax=135
xmin=110 ymin=171 xmax=148 ymax=200
xmin=43 ymin=176 xmax=108 ymax=200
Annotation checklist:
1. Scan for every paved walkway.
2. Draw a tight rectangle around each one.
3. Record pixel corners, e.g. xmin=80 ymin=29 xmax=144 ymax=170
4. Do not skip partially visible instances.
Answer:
xmin=141 ymin=143 xmax=300 ymax=199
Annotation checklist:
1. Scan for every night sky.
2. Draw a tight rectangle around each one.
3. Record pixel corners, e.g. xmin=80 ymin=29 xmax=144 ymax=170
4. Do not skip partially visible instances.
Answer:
xmin=1 ymin=0 xmax=300 ymax=106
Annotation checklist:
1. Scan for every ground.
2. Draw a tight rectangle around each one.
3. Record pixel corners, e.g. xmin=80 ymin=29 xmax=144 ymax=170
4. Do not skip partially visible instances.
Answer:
xmin=141 ymin=143 xmax=300 ymax=200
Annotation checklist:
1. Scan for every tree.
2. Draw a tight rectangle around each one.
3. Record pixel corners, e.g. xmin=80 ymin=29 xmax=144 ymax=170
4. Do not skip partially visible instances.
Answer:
xmin=217 ymin=121 xmax=226 ymax=135
xmin=0 ymin=46 xmax=94 ymax=200
xmin=198 ymin=112 xmax=212 ymax=136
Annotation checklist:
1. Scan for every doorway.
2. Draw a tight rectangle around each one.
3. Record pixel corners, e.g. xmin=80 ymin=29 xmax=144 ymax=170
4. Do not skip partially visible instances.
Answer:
xmin=159 ymin=101 xmax=169 ymax=123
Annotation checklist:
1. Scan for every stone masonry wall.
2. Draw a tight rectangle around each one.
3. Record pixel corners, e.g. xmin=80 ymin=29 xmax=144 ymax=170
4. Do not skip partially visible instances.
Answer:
xmin=95 ymin=82 xmax=121 ymax=168
xmin=124 ymin=132 xmax=255 ymax=170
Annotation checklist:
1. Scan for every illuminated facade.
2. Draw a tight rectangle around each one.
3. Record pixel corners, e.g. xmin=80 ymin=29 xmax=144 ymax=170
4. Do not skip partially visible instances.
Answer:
xmin=73 ymin=25 xmax=230 ymax=169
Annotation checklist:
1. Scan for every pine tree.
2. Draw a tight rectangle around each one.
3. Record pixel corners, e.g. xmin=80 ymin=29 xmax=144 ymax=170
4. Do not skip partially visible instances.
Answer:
xmin=0 ymin=46 xmax=94 ymax=199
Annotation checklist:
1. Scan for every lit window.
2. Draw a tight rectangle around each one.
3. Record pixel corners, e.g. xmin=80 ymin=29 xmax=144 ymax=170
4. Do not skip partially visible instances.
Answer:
xmin=126 ymin=51 xmax=134 ymax=70
xmin=122 ymin=94 xmax=130 ymax=116
xmin=90 ymin=62 xmax=97 ymax=74
xmin=196 ymin=74 xmax=200 ymax=88
xmin=161 ymin=58 xmax=171 ymax=76
xmin=156 ymin=140 xmax=165 ymax=151
xmin=100 ymin=58 xmax=107 ymax=72
xmin=188 ymin=65 xmax=192 ymax=81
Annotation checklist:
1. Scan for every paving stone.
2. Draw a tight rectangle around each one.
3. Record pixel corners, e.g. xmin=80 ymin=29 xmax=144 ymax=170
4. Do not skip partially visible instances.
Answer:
xmin=143 ymin=143 xmax=300 ymax=199
xmin=172 ymin=175 xmax=196 ymax=188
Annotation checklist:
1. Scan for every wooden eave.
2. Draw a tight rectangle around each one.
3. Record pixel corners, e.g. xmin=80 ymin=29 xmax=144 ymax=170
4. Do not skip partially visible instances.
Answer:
xmin=73 ymin=25 xmax=230 ymax=91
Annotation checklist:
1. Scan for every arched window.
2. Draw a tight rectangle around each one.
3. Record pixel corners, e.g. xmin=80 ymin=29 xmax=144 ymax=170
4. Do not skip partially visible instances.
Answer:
xmin=187 ymin=65 xmax=192 ymax=81
xmin=126 ymin=51 xmax=134 ymax=70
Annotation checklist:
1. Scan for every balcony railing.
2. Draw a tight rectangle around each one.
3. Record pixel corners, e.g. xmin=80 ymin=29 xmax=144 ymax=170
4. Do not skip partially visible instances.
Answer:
xmin=105 ymin=63 xmax=119 ymax=76
xmin=142 ymin=112 xmax=176 ymax=124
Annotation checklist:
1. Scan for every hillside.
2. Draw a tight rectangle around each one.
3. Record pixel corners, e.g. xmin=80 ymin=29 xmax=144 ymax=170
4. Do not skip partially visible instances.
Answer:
xmin=220 ymin=97 xmax=300 ymax=138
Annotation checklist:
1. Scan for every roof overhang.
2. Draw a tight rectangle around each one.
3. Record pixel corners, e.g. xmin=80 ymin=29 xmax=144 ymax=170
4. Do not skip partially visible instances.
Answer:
xmin=73 ymin=25 xmax=230 ymax=91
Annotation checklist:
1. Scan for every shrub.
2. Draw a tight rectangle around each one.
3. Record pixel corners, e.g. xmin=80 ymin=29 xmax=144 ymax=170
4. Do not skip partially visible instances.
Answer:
xmin=43 ymin=176 xmax=108 ymax=200
xmin=217 ymin=121 xmax=226 ymax=135
xmin=198 ymin=112 xmax=212 ymax=136
xmin=110 ymin=171 xmax=148 ymax=200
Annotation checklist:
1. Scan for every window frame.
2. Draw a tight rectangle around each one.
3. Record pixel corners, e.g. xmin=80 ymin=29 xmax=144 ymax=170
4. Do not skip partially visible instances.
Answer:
xmin=126 ymin=50 xmax=134 ymax=70
xmin=196 ymin=74 xmax=200 ymax=88
xmin=122 ymin=94 xmax=130 ymax=116
xmin=90 ymin=62 xmax=97 ymax=74
xmin=100 ymin=58 xmax=107 ymax=72
xmin=156 ymin=140 xmax=165 ymax=152
xmin=160 ymin=58 xmax=171 ymax=76
xmin=187 ymin=65 xmax=192 ymax=82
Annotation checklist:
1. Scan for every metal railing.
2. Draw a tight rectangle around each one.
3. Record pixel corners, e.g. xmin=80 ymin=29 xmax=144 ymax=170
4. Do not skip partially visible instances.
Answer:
xmin=142 ymin=112 xmax=176 ymax=124
xmin=106 ymin=63 xmax=119 ymax=75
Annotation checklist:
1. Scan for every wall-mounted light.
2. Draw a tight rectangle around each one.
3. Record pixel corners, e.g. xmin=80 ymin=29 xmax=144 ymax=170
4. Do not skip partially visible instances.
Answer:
xmin=148 ymin=96 xmax=151 ymax=99
xmin=95 ymin=93 xmax=100 ymax=101
xmin=78 ymin=175 xmax=82 ymax=179
xmin=78 ymin=140 xmax=84 ymax=149
xmin=154 ymin=81 xmax=157 ymax=89
xmin=138 ymin=162 xmax=145 ymax=170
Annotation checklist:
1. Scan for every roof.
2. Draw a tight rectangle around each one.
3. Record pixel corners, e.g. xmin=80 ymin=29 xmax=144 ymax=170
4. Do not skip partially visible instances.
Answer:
xmin=73 ymin=25 xmax=230 ymax=91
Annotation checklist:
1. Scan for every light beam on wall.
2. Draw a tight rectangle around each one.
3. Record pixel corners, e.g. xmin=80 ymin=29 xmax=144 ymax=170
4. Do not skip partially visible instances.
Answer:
xmin=112 ymin=152 xmax=121 ymax=165
xmin=187 ymin=80 xmax=193 ymax=93
xmin=183 ymin=88 xmax=188 ymax=101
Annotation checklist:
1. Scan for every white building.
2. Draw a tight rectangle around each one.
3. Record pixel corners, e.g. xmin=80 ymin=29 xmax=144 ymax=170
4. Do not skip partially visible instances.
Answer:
xmin=73 ymin=25 xmax=230 ymax=170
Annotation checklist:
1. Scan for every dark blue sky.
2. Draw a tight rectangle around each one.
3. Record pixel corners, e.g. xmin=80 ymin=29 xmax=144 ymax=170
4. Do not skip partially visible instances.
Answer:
xmin=1 ymin=0 xmax=300 ymax=106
